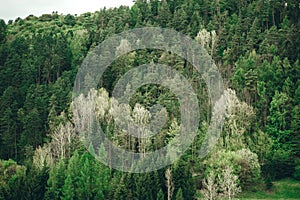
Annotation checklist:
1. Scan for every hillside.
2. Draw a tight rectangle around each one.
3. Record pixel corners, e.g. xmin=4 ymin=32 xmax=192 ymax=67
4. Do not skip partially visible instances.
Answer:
xmin=0 ymin=0 xmax=299 ymax=199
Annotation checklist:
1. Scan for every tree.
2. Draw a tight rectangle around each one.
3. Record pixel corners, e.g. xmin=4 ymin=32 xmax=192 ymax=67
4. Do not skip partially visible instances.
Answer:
xmin=175 ymin=188 xmax=184 ymax=200
xmin=172 ymin=8 xmax=188 ymax=33
xmin=19 ymin=108 xmax=43 ymax=149
xmin=61 ymin=150 xmax=110 ymax=199
xmin=62 ymin=175 xmax=74 ymax=200
xmin=232 ymin=50 xmax=260 ymax=105
xmin=201 ymin=165 xmax=242 ymax=200
xmin=0 ymin=88 xmax=22 ymax=161
xmin=112 ymin=173 xmax=129 ymax=200
xmin=48 ymin=119 xmax=76 ymax=162
xmin=205 ymin=149 xmax=261 ymax=189
xmin=218 ymin=166 xmax=241 ymax=200
xmin=246 ymin=17 xmax=261 ymax=51
xmin=188 ymin=8 xmax=202 ymax=37
xmin=196 ymin=28 xmax=217 ymax=57
xmin=267 ymin=91 xmax=292 ymax=150
xmin=32 ymin=145 xmax=51 ymax=170
xmin=0 ymin=159 xmax=26 ymax=200
xmin=62 ymin=150 xmax=80 ymax=198
xmin=165 ymin=168 xmax=174 ymax=200
xmin=172 ymin=159 xmax=196 ymax=200
xmin=18 ymin=85 xmax=50 ymax=154
xmin=130 ymin=1 xmax=143 ymax=26
xmin=157 ymin=0 xmax=171 ymax=28
xmin=216 ymin=89 xmax=255 ymax=151
xmin=201 ymin=172 xmax=218 ymax=200
xmin=291 ymin=103 xmax=300 ymax=157
xmin=0 ymin=108 xmax=16 ymax=157
xmin=157 ymin=189 xmax=165 ymax=200
xmin=0 ymin=0 xmax=299 ymax=198
xmin=0 ymin=19 xmax=6 ymax=43
xmin=134 ymin=172 xmax=159 ymax=200
xmin=69 ymin=29 xmax=90 ymax=67
xmin=20 ymin=164 xmax=49 ymax=200
xmin=45 ymin=160 xmax=66 ymax=200
xmin=64 ymin=14 xmax=76 ymax=26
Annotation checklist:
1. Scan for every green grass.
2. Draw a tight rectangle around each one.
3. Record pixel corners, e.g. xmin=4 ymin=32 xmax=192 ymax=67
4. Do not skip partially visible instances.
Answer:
xmin=239 ymin=179 xmax=300 ymax=199
xmin=196 ymin=179 xmax=300 ymax=199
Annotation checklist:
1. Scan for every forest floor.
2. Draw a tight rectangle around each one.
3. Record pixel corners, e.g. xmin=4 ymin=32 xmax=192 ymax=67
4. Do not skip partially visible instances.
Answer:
xmin=239 ymin=179 xmax=300 ymax=199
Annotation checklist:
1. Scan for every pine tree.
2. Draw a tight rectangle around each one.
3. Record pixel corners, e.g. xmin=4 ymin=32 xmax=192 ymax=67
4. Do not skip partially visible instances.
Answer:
xmin=267 ymin=91 xmax=292 ymax=150
xmin=157 ymin=188 xmax=165 ymax=200
xmin=21 ymin=164 xmax=49 ymax=200
xmin=157 ymin=0 xmax=171 ymax=28
xmin=62 ymin=175 xmax=74 ymax=200
xmin=291 ymin=103 xmax=300 ymax=157
xmin=175 ymin=188 xmax=184 ymax=200
xmin=0 ymin=19 xmax=6 ymax=43
xmin=172 ymin=159 xmax=196 ymax=200
xmin=45 ymin=160 xmax=66 ymax=200
xmin=0 ymin=86 xmax=20 ymax=160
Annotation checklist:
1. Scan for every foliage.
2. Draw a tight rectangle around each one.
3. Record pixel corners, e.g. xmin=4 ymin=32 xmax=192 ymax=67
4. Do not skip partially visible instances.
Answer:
xmin=200 ymin=172 xmax=218 ymax=200
xmin=201 ymin=166 xmax=241 ymax=200
xmin=205 ymin=149 xmax=261 ymax=189
xmin=293 ymin=163 xmax=300 ymax=181
xmin=239 ymin=179 xmax=300 ymax=199
xmin=0 ymin=0 xmax=299 ymax=198
xmin=0 ymin=159 xmax=25 ymax=200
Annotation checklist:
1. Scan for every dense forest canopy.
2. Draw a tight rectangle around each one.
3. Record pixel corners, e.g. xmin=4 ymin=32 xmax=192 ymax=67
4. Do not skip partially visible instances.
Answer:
xmin=0 ymin=0 xmax=299 ymax=199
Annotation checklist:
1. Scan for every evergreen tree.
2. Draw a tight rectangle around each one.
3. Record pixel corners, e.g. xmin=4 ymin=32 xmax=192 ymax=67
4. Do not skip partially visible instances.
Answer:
xmin=267 ymin=91 xmax=292 ymax=150
xmin=157 ymin=188 xmax=165 ymax=200
xmin=0 ymin=0 xmax=299 ymax=198
xmin=45 ymin=160 xmax=66 ymax=200
xmin=172 ymin=159 xmax=196 ymax=200
xmin=62 ymin=175 xmax=74 ymax=200
xmin=175 ymin=188 xmax=184 ymax=200
xmin=0 ymin=19 xmax=6 ymax=43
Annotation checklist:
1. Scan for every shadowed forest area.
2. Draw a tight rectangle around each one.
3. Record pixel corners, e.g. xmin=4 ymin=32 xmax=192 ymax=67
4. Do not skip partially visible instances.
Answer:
xmin=0 ymin=0 xmax=299 ymax=199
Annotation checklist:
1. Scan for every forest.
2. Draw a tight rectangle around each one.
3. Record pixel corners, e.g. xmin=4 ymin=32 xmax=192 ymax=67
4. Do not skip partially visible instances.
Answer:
xmin=0 ymin=0 xmax=299 ymax=199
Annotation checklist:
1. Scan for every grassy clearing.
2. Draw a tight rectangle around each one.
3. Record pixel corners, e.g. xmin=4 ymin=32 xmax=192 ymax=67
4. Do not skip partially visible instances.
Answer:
xmin=239 ymin=179 xmax=300 ymax=199
xmin=196 ymin=179 xmax=300 ymax=199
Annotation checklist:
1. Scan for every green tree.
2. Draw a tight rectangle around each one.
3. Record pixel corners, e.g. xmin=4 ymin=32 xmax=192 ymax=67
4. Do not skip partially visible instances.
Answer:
xmin=20 ymin=164 xmax=49 ymax=200
xmin=157 ymin=0 xmax=171 ymax=28
xmin=175 ymin=188 xmax=184 ymax=200
xmin=64 ymin=14 xmax=76 ymax=26
xmin=19 ymin=108 xmax=43 ymax=149
xmin=0 ymin=19 xmax=6 ymax=43
xmin=290 ymin=80 xmax=300 ymax=155
xmin=62 ymin=175 xmax=74 ymax=200
xmin=45 ymin=160 xmax=67 ymax=200
xmin=157 ymin=189 xmax=165 ymax=200
xmin=246 ymin=17 xmax=261 ymax=51
xmin=267 ymin=91 xmax=292 ymax=150
xmin=172 ymin=8 xmax=188 ymax=32
xmin=205 ymin=149 xmax=261 ymax=189
xmin=0 ymin=159 xmax=26 ymax=200
xmin=0 ymin=87 xmax=20 ymax=160
xmin=172 ymin=159 xmax=196 ymax=200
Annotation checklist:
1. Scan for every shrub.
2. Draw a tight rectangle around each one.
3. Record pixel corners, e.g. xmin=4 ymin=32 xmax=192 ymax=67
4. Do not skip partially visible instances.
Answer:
xmin=205 ymin=148 xmax=261 ymax=189
xmin=293 ymin=159 xmax=300 ymax=180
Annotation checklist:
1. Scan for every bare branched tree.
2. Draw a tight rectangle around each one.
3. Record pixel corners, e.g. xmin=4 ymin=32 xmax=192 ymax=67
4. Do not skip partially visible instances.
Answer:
xmin=201 ymin=172 xmax=218 ymax=200
xmin=218 ymin=166 xmax=241 ymax=200
xmin=196 ymin=28 xmax=217 ymax=56
xmin=165 ymin=168 xmax=174 ymax=200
